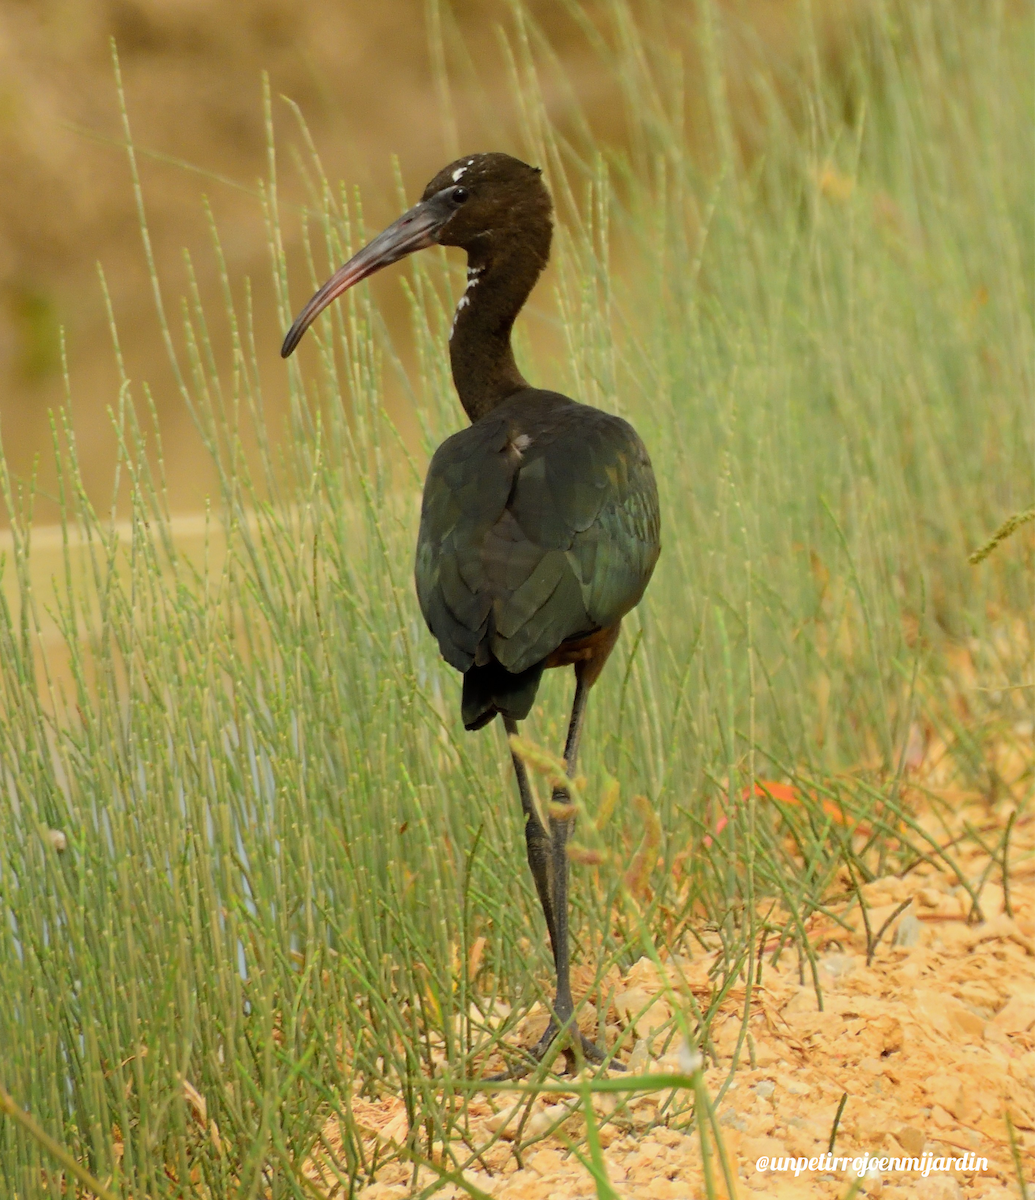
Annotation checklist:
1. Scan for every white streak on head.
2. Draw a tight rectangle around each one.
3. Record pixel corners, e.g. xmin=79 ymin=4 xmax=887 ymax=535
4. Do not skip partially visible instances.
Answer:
xmin=452 ymin=166 xmax=467 ymax=182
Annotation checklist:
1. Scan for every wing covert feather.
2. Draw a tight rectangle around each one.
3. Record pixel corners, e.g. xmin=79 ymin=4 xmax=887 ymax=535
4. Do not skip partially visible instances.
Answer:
xmin=415 ymin=390 xmax=660 ymax=677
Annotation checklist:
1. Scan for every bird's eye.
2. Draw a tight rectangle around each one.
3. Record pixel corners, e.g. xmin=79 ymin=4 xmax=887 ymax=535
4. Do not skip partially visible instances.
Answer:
xmin=451 ymin=186 xmax=469 ymax=205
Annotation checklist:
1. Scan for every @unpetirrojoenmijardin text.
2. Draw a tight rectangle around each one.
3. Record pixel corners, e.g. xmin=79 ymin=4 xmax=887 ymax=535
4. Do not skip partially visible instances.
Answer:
xmin=754 ymin=1150 xmax=988 ymax=1179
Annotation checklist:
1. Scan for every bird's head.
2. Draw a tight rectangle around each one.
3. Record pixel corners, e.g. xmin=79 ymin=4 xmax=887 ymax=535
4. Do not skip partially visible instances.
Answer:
xmin=281 ymin=152 xmax=551 ymax=358
xmin=419 ymin=153 xmax=551 ymax=256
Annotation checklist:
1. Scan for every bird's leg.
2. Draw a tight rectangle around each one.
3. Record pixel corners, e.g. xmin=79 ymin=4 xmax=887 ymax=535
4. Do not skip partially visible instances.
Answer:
xmin=545 ymin=671 xmax=589 ymax=1023
xmin=495 ymin=649 xmax=624 ymax=1079
xmin=503 ymin=717 xmax=559 ymax=956
xmin=525 ymin=670 xmax=609 ymax=1069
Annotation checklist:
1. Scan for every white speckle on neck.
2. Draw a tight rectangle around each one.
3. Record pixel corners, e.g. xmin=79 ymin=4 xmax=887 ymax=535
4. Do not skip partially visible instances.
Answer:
xmin=450 ymin=254 xmax=485 ymax=337
xmin=450 ymin=292 xmax=471 ymax=337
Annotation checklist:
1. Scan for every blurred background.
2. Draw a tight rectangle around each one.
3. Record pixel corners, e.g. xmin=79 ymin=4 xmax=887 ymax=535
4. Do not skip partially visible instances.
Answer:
xmin=0 ymin=0 xmax=879 ymax=524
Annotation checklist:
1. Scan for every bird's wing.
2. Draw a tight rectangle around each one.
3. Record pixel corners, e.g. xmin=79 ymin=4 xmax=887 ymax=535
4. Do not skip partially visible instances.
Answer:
xmin=415 ymin=394 xmax=660 ymax=676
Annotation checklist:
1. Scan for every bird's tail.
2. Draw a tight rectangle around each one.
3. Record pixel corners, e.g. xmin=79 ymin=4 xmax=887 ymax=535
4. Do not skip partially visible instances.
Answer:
xmin=461 ymin=659 xmax=545 ymax=731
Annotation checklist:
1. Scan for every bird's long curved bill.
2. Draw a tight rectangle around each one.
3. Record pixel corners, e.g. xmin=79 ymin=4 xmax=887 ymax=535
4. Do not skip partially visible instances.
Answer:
xmin=281 ymin=200 xmax=446 ymax=357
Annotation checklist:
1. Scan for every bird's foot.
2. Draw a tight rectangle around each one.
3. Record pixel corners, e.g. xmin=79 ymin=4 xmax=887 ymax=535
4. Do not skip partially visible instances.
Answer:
xmin=487 ymin=1020 xmax=625 ymax=1081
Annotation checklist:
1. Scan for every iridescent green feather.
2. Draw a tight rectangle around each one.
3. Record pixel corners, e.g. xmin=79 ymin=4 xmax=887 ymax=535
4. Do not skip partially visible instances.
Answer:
xmin=414 ymin=388 xmax=660 ymax=718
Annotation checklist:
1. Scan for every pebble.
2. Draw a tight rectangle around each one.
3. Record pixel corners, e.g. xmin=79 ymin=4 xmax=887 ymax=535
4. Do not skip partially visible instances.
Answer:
xmin=525 ymin=1104 xmax=572 ymax=1138
xmin=528 ymin=1148 xmax=565 ymax=1177
xmin=484 ymin=1103 xmax=522 ymax=1137
xmin=993 ymin=993 xmax=1035 ymax=1033
xmin=896 ymin=1125 xmax=925 ymax=1155
xmin=893 ymin=912 xmax=921 ymax=947
xmin=718 ymin=1105 xmax=747 ymax=1129
xmin=627 ymin=1037 xmax=650 ymax=1073
xmin=915 ymin=1176 xmax=964 ymax=1200
xmin=821 ymin=952 xmax=855 ymax=978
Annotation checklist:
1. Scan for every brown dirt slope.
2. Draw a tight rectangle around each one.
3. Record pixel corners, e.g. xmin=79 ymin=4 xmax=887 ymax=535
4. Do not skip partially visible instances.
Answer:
xmin=305 ymin=740 xmax=1034 ymax=1200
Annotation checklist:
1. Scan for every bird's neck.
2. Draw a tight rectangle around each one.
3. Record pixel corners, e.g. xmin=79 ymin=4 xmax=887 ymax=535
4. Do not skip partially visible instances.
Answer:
xmin=449 ymin=241 xmax=546 ymax=423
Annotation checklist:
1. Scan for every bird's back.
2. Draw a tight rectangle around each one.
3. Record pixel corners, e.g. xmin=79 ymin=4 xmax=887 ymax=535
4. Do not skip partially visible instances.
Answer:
xmin=416 ymin=389 xmax=660 ymax=726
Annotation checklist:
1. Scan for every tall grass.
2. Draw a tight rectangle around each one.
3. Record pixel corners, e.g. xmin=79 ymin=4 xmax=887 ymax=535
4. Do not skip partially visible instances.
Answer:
xmin=1 ymin=0 xmax=1031 ymax=1194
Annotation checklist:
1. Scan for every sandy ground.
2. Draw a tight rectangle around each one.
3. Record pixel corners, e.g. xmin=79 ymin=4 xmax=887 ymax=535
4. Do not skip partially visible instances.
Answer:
xmin=305 ymin=739 xmax=1034 ymax=1200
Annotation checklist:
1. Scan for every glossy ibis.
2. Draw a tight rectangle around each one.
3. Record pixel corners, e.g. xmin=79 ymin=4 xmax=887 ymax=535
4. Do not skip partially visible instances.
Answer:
xmin=282 ymin=153 xmax=660 ymax=1071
